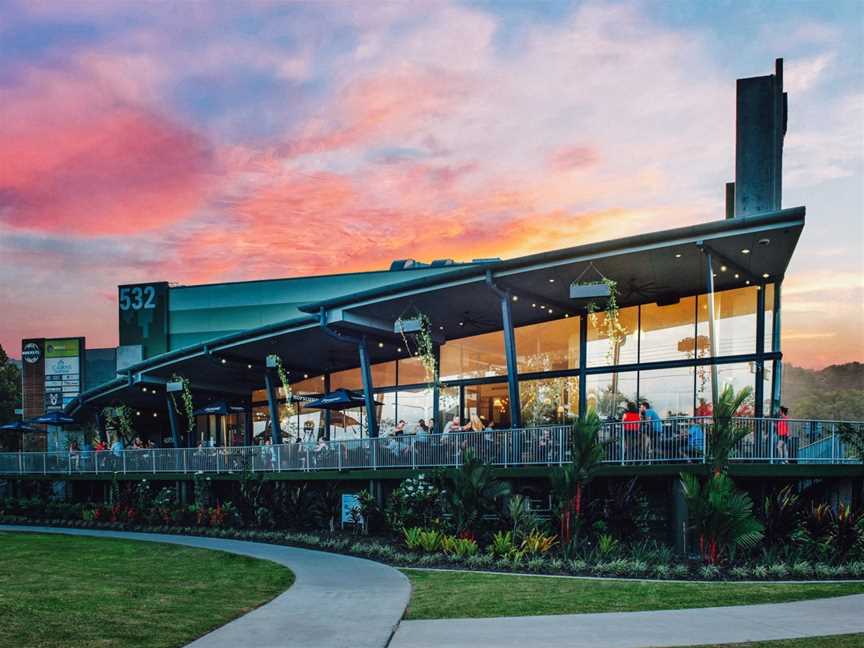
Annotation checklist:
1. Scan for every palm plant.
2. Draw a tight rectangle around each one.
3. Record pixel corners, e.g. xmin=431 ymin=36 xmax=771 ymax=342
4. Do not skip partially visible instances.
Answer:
xmin=680 ymin=472 xmax=764 ymax=564
xmin=708 ymin=385 xmax=753 ymax=473
xmin=437 ymin=450 xmax=510 ymax=533
xmin=759 ymin=484 xmax=800 ymax=548
xmin=550 ymin=410 xmax=605 ymax=544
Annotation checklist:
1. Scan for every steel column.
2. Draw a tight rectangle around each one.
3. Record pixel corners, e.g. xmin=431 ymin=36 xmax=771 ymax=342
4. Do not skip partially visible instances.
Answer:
xmin=702 ymin=249 xmax=720 ymax=409
xmin=579 ymin=315 xmax=588 ymax=420
xmin=323 ymin=373 xmax=332 ymax=439
xmin=244 ymin=410 xmax=253 ymax=446
xmin=358 ymin=337 xmax=379 ymax=438
xmin=431 ymin=344 xmax=441 ymax=432
xmin=754 ymin=284 xmax=766 ymax=418
xmin=165 ymin=394 xmax=181 ymax=448
xmin=264 ymin=369 xmax=283 ymax=444
xmin=770 ymin=280 xmax=783 ymax=415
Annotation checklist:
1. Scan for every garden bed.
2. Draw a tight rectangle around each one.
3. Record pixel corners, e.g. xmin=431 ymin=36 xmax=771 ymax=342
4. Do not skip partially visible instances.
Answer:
xmin=3 ymin=515 xmax=863 ymax=583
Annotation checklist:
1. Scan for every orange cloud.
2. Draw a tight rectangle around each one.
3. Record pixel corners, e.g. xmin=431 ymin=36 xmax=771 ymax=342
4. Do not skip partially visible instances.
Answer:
xmin=0 ymin=65 xmax=214 ymax=235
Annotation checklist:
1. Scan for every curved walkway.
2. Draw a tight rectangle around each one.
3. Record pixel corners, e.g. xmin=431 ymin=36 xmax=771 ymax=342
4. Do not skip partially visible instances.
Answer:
xmin=1 ymin=525 xmax=409 ymax=648
xmin=390 ymin=594 xmax=864 ymax=648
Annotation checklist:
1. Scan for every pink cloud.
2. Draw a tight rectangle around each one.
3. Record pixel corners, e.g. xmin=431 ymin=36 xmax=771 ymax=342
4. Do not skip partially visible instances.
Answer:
xmin=0 ymin=65 xmax=215 ymax=235
xmin=547 ymin=146 xmax=599 ymax=172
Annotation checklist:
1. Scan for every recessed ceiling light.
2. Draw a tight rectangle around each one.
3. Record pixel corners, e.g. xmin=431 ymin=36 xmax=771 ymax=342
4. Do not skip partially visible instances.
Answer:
xmin=548 ymin=309 xmax=553 ymax=315
xmin=397 ymin=347 xmax=402 ymax=352
xmin=153 ymin=412 xmax=158 ymax=418
xmin=512 ymin=295 xmax=518 ymax=301
xmin=712 ymin=273 xmax=717 ymax=278
xmin=540 ymin=305 xmax=546 ymax=310
xmin=734 ymin=273 xmax=740 ymax=279
xmin=459 ymin=321 xmax=464 ymax=326
xmin=136 ymin=411 xmax=141 ymax=416
xmin=741 ymin=248 xmax=750 ymax=254
xmin=745 ymin=280 xmax=751 ymax=285
xmin=247 ymin=364 xmax=252 ymax=369
xmin=221 ymin=358 xmax=226 ymax=364
xmin=439 ymin=325 xmax=444 ymax=330
xmin=378 ymin=341 xmax=384 ymax=348
xmin=674 ymin=253 xmax=682 ymax=258
xmin=720 ymin=265 xmax=727 ymax=272
xmin=303 ymin=373 xmax=308 ymax=379
xmin=762 ymin=273 xmax=770 ymax=278
xmin=532 ymin=303 xmax=537 ymax=308
xmin=142 ymin=387 xmax=148 ymax=392
xmin=758 ymin=238 xmax=770 ymax=246
xmin=564 ymin=313 xmax=569 ymax=318
xmin=548 ymin=278 xmax=555 ymax=283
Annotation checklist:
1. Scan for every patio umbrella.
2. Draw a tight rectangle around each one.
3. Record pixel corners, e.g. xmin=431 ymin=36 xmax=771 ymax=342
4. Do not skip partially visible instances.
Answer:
xmin=0 ymin=420 xmax=40 ymax=433
xmin=304 ymin=389 xmax=382 ymax=411
xmin=29 ymin=412 xmax=76 ymax=425
xmin=193 ymin=402 xmax=249 ymax=416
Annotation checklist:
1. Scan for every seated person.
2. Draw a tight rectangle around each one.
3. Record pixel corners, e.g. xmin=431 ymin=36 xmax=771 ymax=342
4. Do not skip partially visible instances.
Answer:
xmin=686 ymin=423 xmax=705 ymax=457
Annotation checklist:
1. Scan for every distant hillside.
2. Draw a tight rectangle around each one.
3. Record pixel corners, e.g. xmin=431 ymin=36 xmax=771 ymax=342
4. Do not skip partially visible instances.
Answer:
xmin=8 ymin=357 xmax=21 ymax=370
xmin=782 ymin=362 xmax=864 ymax=421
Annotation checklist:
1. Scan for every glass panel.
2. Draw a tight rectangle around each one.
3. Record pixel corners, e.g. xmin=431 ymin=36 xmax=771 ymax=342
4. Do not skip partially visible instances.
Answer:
xmin=330 ymin=367 xmax=362 ymax=390
xmin=519 ymin=376 xmax=578 ymax=426
xmin=764 ymin=283 xmax=775 ymax=353
xmin=371 ymin=361 xmax=397 ymax=388
xmin=440 ymin=331 xmax=506 ymax=381
xmin=329 ymin=406 xmax=366 ymax=440
xmin=376 ymin=391 xmax=398 ymax=436
xmin=586 ymin=306 xmax=638 ymax=367
xmin=585 ymin=371 xmax=638 ymax=420
xmin=291 ymin=375 xmax=326 ymax=396
xmin=465 ymin=382 xmax=511 ymax=429
xmin=252 ymin=388 xmax=267 ymax=403
xmin=637 ymin=366 xmax=694 ymax=418
xmin=639 ymin=297 xmax=696 ymax=364
xmin=397 ymin=387 xmax=434 ymax=433
xmin=762 ymin=361 xmax=773 ymax=416
xmin=398 ymin=356 xmax=428 ymax=386
xmin=515 ymin=316 xmax=580 ymax=373
xmin=697 ymin=362 xmax=757 ymax=416
xmin=697 ymin=286 xmax=758 ymax=357
xmin=438 ymin=386 xmax=460 ymax=433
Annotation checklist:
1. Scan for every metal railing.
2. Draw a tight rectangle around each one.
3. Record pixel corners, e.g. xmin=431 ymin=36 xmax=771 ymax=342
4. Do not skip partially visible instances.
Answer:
xmin=0 ymin=418 xmax=860 ymax=477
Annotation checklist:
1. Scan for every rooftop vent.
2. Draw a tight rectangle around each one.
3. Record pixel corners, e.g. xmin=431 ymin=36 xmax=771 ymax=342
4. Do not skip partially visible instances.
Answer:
xmin=430 ymin=258 xmax=455 ymax=267
xmin=389 ymin=259 xmax=418 ymax=271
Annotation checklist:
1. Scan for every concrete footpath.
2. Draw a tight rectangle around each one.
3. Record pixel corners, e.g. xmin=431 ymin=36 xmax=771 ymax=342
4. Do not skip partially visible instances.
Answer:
xmin=2 ymin=525 xmax=410 ymax=648
xmin=390 ymin=593 xmax=864 ymax=648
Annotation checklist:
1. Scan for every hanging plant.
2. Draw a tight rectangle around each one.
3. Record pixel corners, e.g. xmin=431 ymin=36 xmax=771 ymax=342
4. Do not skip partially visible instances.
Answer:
xmin=268 ymin=354 xmax=295 ymax=416
xmin=169 ymin=374 xmax=195 ymax=439
xmin=101 ymin=404 xmax=135 ymax=444
xmin=396 ymin=312 xmax=439 ymax=389
xmin=584 ymin=278 xmax=627 ymax=365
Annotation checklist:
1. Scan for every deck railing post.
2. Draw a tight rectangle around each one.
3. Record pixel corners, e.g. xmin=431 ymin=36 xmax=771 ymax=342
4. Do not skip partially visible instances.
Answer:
xmin=620 ymin=426 xmax=625 ymax=466
xmin=831 ymin=432 xmax=837 ymax=463
xmin=122 ymin=451 xmax=127 ymax=475
xmin=559 ymin=427 xmax=564 ymax=466
xmin=43 ymin=453 xmax=46 ymax=475
xmin=152 ymin=451 xmax=157 ymax=475
xmin=18 ymin=451 xmax=22 ymax=476
xmin=183 ymin=449 xmax=187 ymax=474
xmin=338 ymin=443 xmax=343 ymax=471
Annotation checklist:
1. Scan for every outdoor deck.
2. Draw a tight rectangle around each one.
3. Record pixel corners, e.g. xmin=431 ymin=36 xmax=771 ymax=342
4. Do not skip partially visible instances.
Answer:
xmin=0 ymin=418 xmax=860 ymax=478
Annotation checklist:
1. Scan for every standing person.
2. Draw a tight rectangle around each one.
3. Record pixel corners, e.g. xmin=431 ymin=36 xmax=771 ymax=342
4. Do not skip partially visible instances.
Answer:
xmin=640 ymin=401 xmax=662 ymax=459
xmin=621 ymin=402 xmax=641 ymax=462
xmin=776 ymin=406 xmax=789 ymax=463
xmin=394 ymin=420 xmax=407 ymax=436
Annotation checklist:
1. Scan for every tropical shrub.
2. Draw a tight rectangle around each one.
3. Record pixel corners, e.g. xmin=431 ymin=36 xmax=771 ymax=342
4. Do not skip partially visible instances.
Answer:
xmin=708 ymin=385 xmax=754 ymax=473
xmin=507 ymin=494 xmax=540 ymax=541
xmin=402 ymin=527 xmax=424 ymax=551
xmin=441 ymin=535 xmax=479 ymax=559
xmin=489 ymin=530 xmax=516 ymax=558
xmin=436 ymin=451 xmax=510 ymax=534
xmin=681 ymin=472 xmax=764 ymax=564
xmin=417 ymin=529 xmax=443 ymax=553
xmin=386 ymin=474 xmax=440 ymax=530
xmin=520 ymin=530 xmax=558 ymax=556
xmin=758 ymin=484 xmax=800 ymax=548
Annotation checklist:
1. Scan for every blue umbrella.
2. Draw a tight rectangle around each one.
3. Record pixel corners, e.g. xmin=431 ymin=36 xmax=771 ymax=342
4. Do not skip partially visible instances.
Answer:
xmin=304 ymin=389 xmax=382 ymax=411
xmin=29 ymin=412 xmax=77 ymax=425
xmin=193 ymin=402 xmax=249 ymax=416
xmin=0 ymin=420 xmax=40 ymax=433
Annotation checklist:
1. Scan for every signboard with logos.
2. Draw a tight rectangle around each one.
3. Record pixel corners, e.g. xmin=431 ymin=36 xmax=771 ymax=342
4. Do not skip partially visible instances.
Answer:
xmin=340 ymin=493 xmax=363 ymax=527
xmin=118 ymin=282 xmax=169 ymax=360
xmin=44 ymin=338 xmax=84 ymax=411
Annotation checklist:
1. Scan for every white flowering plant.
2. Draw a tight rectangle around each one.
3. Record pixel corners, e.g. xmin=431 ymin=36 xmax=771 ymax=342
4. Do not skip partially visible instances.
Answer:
xmin=386 ymin=474 xmax=441 ymax=530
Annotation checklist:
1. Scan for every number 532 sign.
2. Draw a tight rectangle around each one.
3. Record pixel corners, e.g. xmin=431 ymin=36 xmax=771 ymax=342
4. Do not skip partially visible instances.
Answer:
xmin=118 ymin=282 xmax=169 ymax=359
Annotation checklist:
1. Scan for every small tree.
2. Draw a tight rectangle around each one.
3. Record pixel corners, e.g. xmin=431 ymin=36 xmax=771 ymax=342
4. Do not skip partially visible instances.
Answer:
xmin=680 ymin=472 xmax=763 ymax=564
xmin=436 ymin=450 xmax=510 ymax=534
xmin=550 ymin=410 xmax=605 ymax=545
xmin=708 ymin=385 xmax=753 ymax=474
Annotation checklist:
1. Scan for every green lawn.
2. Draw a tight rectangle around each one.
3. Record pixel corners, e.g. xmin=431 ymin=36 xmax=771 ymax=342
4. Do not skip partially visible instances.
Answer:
xmin=0 ymin=532 xmax=294 ymax=648
xmin=401 ymin=569 xmax=864 ymax=620
xmin=684 ymin=635 xmax=864 ymax=648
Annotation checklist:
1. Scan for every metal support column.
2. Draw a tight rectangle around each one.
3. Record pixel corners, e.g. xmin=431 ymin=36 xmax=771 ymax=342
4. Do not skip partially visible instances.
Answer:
xmin=358 ymin=337 xmax=379 ymax=438
xmin=770 ymin=280 xmax=783 ymax=415
xmin=431 ymin=344 xmax=441 ymax=432
xmin=702 ymin=248 xmax=720 ymax=409
xmin=323 ymin=373 xmax=332 ymax=439
xmin=265 ymin=369 xmax=283 ymax=444
xmin=94 ymin=410 xmax=107 ymax=444
xmin=485 ymin=272 xmax=522 ymax=429
xmin=165 ymin=394 xmax=180 ymax=448
xmin=754 ymin=284 xmax=766 ymax=418
xmin=244 ymin=409 xmax=253 ymax=446
xmin=578 ymin=315 xmax=588 ymax=421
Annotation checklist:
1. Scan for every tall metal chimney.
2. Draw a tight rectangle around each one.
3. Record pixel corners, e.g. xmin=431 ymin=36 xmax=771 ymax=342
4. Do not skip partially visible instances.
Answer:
xmin=733 ymin=58 xmax=788 ymax=218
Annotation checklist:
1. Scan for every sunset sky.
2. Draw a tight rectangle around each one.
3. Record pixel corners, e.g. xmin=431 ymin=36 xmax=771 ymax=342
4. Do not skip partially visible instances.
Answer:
xmin=0 ymin=1 xmax=861 ymax=369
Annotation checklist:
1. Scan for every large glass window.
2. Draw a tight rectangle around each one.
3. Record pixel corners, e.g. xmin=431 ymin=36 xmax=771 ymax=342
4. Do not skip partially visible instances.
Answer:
xmin=519 ymin=376 xmax=578 ymax=426
xmin=330 ymin=367 xmax=362 ymax=390
xmin=440 ymin=331 xmax=506 ymax=381
xmin=585 ymin=371 xmax=638 ymax=420
xmin=586 ymin=306 xmax=638 ymax=367
xmin=764 ymin=283 xmax=775 ymax=353
xmin=698 ymin=287 xmax=758 ymax=357
xmin=465 ymin=382 xmax=511 ymax=429
xmin=398 ymin=356 xmax=428 ymax=386
xmin=696 ymin=362 xmax=756 ymax=416
xmin=438 ymin=386 xmax=460 ymax=433
xmin=515 ymin=316 xmax=580 ymax=373
xmin=638 ymin=366 xmax=694 ymax=418
xmin=639 ymin=297 xmax=696 ymax=364
xmin=371 ymin=361 xmax=396 ymax=388
xmin=376 ymin=391 xmax=397 ymax=436
xmin=396 ymin=388 xmax=434 ymax=432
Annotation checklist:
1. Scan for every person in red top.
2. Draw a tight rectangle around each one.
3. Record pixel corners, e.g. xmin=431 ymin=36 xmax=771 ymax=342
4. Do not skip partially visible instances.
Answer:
xmin=621 ymin=402 xmax=641 ymax=462
xmin=776 ymin=405 xmax=789 ymax=463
